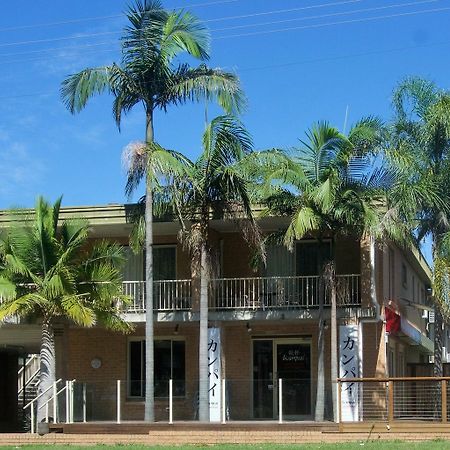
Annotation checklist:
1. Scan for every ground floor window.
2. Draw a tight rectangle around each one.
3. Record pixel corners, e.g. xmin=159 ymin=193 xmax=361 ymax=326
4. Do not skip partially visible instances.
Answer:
xmin=128 ymin=339 xmax=185 ymax=398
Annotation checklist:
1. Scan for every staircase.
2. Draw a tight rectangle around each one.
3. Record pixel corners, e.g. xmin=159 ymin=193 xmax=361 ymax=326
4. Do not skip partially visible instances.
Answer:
xmin=17 ymin=355 xmax=40 ymax=431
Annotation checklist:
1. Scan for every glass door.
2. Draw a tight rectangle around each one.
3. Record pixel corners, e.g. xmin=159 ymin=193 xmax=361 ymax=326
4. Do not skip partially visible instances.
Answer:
xmin=252 ymin=340 xmax=274 ymax=419
xmin=275 ymin=340 xmax=311 ymax=419
xmin=253 ymin=338 xmax=311 ymax=420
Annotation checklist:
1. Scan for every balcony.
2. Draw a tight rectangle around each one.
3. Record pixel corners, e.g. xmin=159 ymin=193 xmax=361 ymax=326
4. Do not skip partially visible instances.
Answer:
xmin=122 ymin=279 xmax=192 ymax=313
xmin=120 ymin=274 xmax=360 ymax=314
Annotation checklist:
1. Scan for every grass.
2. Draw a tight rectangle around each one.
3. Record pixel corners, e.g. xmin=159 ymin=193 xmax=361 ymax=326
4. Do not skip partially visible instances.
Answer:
xmin=1 ymin=443 xmax=450 ymax=449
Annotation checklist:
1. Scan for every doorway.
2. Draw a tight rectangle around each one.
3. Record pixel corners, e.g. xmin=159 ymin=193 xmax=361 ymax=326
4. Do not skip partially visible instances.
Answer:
xmin=252 ymin=338 xmax=311 ymax=420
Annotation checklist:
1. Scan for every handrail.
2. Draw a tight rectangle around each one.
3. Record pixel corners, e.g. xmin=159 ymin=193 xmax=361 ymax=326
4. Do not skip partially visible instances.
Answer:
xmin=17 ymin=354 xmax=38 ymax=377
xmin=38 ymin=379 xmax=76 ymax=411
xmin=123 ymin=279 xmax=192 ymax=284
xmin=338 ymin=376 xmax=450 ymax=382
xmin=23 ymin=378 xmax=62 ymax=410
xmin=18 ymin=368 xmax=40 ymax=396
xmin=211 ymin=274 xmax=360 ymax=282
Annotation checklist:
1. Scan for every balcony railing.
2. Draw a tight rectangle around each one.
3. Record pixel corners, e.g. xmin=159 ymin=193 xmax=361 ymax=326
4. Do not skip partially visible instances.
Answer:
xmin=210 ymin=274 xmax=361 ymax=310
xmin=122 ymin=280 xmax=192 ymax=313
xmin=120 ymin=274 xmax=360 ymax=314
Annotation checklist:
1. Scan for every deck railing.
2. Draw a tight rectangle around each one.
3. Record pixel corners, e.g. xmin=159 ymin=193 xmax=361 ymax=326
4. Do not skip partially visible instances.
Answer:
xmin=209 ymin=274 xmax=361 ymax=310
xmin=338 ymin=377 xmax=450 ymax=423
xmin=120 ymin=274 xmax=360 ymax=314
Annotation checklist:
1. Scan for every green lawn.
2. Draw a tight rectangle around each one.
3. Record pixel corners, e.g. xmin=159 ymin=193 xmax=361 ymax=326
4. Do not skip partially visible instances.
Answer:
xmin=2 ymin=443 xmax=450 ymax=450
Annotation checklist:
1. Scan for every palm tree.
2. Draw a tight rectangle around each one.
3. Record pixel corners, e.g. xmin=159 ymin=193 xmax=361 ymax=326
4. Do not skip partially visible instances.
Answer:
xmin=60 ymin=0 xmax=244 ymax=421
xmin=0 ymin=196 xmax=130 ymax=424
xmin=388 ymin=77 xmax=450 ymax=376
xmin=166 ymin=115 xmax=262 ymax=421
xmin=260 ymin=119 xmax=387 ymax=421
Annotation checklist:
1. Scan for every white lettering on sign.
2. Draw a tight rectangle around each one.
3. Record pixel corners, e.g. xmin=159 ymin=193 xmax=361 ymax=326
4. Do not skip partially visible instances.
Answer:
xmin=208 ymin=327 xmax=221 ymax=422
xmin=339 ymin=324 xmax=360 ymax=422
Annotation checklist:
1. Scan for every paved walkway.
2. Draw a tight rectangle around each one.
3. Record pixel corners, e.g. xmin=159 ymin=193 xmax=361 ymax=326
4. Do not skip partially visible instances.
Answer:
xmin=1 ymin=430 xmax=450 ymax=445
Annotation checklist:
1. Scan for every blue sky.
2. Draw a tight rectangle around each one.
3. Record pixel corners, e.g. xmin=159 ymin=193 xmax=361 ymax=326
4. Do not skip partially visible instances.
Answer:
xmin=0 ymin=0 xmax=449 ymax=210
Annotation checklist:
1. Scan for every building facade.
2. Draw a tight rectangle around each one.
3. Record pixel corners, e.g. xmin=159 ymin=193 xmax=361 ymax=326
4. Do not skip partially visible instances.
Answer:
xmin=0 ymin=203 xmax=434 ymax=426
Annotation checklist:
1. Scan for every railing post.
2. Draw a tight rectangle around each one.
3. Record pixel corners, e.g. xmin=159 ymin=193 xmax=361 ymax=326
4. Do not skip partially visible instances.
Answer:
xmin=83 ymin=383 xmax=87 ymax=423
xmin=388 ymin=380 xmax=394 ymax=423
xmin=337 ymin=380 xmax=342 ymax=427
xmin=45 ymin=403 xmax=49 ymax=423
xmin=53 ymin=381 xmax=57 ymax=423
xmin=169 ymin=379 xmax=173 ymax=424
xmin=278 ymin=378 xmax=283 ymax=424
xmin=65 ymin=380 xmax=70 ymax=423
xmin=221 ymin=378 xmax=226 ymax=424
xmin=442 ymin=379 xmax=447 ymax=423
xmin=30 ymin=404 xmax=35 ymax=434
xmin=117 ymin=380 xmax=121 ymax=424
xmin=69 ymin=380 xmax=74 ymax=423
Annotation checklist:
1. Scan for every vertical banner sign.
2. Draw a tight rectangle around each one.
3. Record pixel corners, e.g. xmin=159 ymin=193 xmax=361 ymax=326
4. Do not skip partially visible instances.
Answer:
xmin=339 ymin=324 xmax=360 ymax=421
xmin=208 ymin=327 xmax=222 ymax=422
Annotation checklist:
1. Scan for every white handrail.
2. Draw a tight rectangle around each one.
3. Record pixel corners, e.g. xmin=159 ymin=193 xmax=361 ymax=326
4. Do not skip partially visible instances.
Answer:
xmin=38 ymin=379 xmax=75 ymax=411
xmin=23 ymin=378 xmax=62 ymax=410
xmin=17 ymin=354 xmax=38 ymax=377
xmin=18 ymin=368 xmax=40 ymax=396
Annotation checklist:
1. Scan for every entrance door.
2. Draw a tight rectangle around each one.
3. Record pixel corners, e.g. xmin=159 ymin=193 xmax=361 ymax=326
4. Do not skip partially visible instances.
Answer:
xmin=275 ymin=341 xmax=311 ymax=418
xmin=253 ymin=339 xmax=311 ymax=420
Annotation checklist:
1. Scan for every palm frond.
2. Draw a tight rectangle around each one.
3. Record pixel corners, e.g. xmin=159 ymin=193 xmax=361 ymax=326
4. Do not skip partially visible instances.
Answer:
xmin=61 ymin=66 xmax=114 ymax=113
xmin=160 ymin=64 xmax=246 ymax=114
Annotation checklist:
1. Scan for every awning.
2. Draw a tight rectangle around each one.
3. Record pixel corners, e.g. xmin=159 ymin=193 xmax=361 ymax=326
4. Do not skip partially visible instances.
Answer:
xmin=385 ymin=306 xmax=433 ymax=353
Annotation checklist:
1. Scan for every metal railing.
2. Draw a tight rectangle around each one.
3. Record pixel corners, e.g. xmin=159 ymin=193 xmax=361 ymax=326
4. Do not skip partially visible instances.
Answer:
xmin=18 ymin=354 xmax=40 ymax=397
xmin=210 ymin=274 xmax=361 ymax=310
xmin=338 ymin=377 xmax=450 ymax=423
xmin=122 ymin=280 xmax=192 ymax=313
xmin=23 ymin=378 xmax=62 ymax=434
xmin=121 ymin=275 xmax=360 ymax=313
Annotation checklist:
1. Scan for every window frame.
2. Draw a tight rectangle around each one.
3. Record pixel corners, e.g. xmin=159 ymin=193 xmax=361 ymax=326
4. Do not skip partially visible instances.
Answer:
xmin=127 ymin=336 xmax=186 ymax=400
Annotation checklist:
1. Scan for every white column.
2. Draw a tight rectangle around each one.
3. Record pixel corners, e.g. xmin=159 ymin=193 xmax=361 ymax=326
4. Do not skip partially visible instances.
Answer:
xmin=30 ymin=404 xmax=35 ymax=434
xmin=117 ymin=380 xmax=121 ymax=424
xmin=69 ymin=381 xmax=74 ymax=423
xmin=65 ymin=381 xmax=70 ymax=423
xmin=278 ymin=378 xmax=283 ymax=424
xmin=221 ymin=379 xmax=226 ymax=424
xmin=169 ymin=379 xmax=173 ymax=424
xmin=83 ymin=383 xmax=87 ymax=423
xmin=53 ymin=382 xmax=57 ymax=423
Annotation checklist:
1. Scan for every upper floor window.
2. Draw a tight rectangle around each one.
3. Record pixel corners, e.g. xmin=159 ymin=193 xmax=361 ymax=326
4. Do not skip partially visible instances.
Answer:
xmin=123 ymin=245 xmax=176 ymax=281
xmin=265 ymin=241 xmax=332 ymax=277
xmin=401 ymin=263 xmax=408 ymax=288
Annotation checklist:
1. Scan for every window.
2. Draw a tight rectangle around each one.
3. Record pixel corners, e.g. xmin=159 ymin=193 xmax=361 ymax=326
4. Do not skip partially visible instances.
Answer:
xmin=401 ymin=262 xmax=408 ymax=288
xmin=154 ymin=246 xmax=176 ymax=281
xmin=128 ymin=339 xmax=185 ymax=398
xmin=122 ymin=245 xmax=176 ymax=282
xmin=296 ymin=241 xmax=332 ymax=276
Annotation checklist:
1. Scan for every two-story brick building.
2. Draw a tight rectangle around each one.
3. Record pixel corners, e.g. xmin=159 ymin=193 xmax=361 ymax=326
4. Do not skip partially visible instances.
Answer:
xmin=0 ymin=203 xmax=434 ymax=428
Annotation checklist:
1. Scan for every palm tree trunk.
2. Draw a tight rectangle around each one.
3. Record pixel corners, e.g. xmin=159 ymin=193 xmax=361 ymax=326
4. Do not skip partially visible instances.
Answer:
xmin=37 ymin=318 xmax=56 ymax=424
xmin=198 ymin=240 xmax=210 ymax=421
xmin=144 ymin=108 xmax=155 ymax=422
xmin=330 ymin=263 xmax=338 ymax=422
xmin=315 ymin=274 xmax=325 ymax=422
xmin=432 ymin=242 xmax=444 ymax=377
xmin=434 ymin=307 xmax=444 ymax=377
